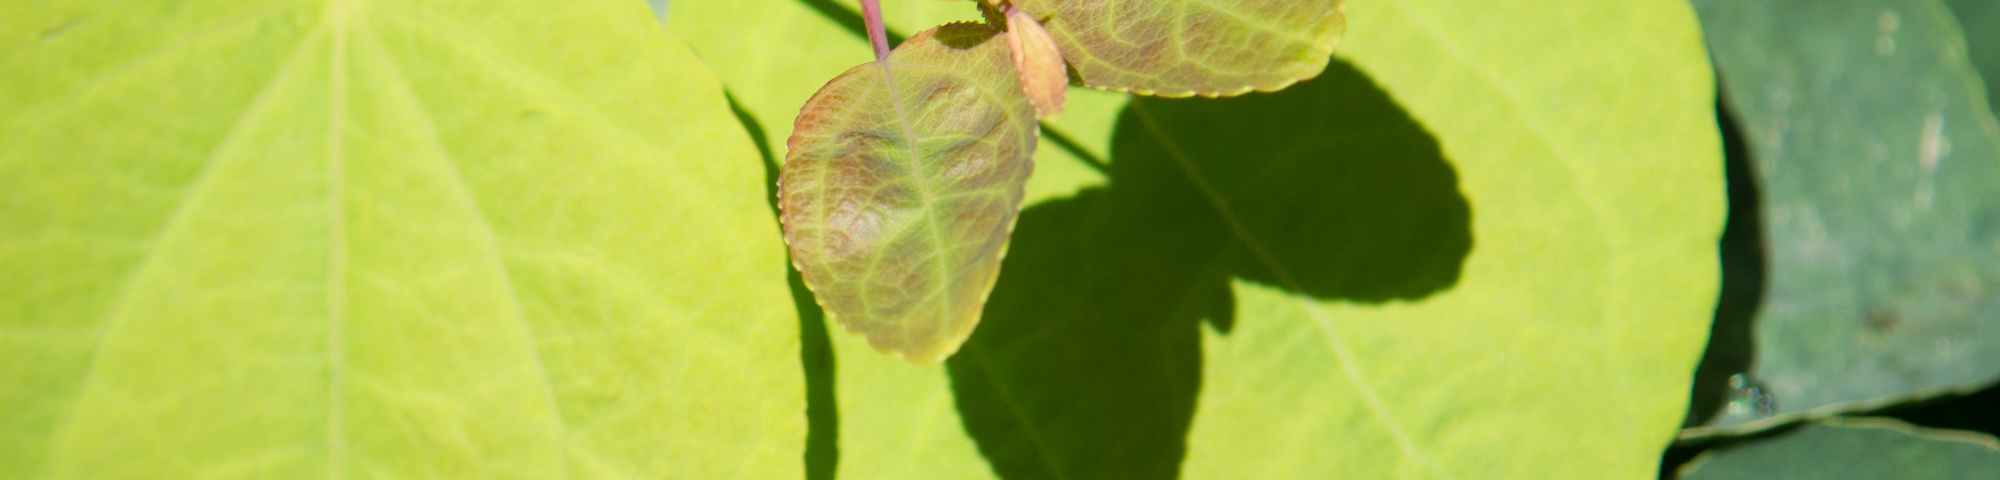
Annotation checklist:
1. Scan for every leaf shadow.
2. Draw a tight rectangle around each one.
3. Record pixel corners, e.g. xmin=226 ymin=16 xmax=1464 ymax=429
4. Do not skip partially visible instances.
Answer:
xmin=1679 ymin=93 xmax=1766 ymax=430
xmin=945 ymin=59 xmax=1473 ymax=480
xmin=726 ymin=92 xmax=840 ymax=480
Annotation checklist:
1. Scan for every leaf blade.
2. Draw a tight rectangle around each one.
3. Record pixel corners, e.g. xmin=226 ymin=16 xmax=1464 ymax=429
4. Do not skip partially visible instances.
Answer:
xmin=780 ymin=23 xmax=1039 ymax=364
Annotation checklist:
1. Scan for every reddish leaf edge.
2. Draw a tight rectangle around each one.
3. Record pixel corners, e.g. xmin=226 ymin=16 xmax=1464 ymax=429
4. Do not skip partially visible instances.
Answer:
xmin=1058 ymin=3 xmax=1349 ymax=98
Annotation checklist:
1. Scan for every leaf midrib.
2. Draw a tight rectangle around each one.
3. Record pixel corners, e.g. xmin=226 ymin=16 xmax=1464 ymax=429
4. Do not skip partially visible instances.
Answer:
xmin=356 ymin=9 xmax=574 ymax=479
xmin=877 ymin=59 xmax=958 ymax=352
xmin=50 ymin=2 xmax=591 ymax=476
xmin=325 ymin=1 xmax=351 ymax=477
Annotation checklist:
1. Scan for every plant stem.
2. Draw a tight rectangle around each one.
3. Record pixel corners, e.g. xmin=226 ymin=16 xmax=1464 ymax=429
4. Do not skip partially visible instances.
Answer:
xmin=860 ymin=0 xmax=890 ymax=61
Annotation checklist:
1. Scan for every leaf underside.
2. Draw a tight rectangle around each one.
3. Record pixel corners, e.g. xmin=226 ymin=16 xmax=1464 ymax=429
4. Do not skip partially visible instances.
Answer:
xmin=1014 ymin=0 xmax=1348 ymax=97
xmin=779 ymin=22 xmax=1039 ymax=365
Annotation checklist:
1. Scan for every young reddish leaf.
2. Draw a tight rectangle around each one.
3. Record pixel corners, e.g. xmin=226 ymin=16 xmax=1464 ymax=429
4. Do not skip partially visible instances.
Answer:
xmin=1013 ymin=0 xmax=1347 ymax=97
xmin=1005 ymin=5 xmax=1069 ymax=117
xmin=779 ymin=22 xmax=1039 ymax=365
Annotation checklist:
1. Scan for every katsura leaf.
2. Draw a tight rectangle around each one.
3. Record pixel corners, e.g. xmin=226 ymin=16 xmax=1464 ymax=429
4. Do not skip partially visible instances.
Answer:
xmin=779 ymin=22 xmax=1039 ymax=365
xmin=1012 ymin=0 xmax=1348 ymax=97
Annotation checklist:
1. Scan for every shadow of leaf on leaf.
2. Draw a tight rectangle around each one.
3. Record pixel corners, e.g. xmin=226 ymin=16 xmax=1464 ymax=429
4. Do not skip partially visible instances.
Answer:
xmin=946 ymin=59 xmax=1473 ymax=480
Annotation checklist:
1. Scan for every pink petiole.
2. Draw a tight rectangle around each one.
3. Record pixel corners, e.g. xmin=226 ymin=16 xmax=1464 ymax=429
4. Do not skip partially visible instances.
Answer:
xmin=860 ymin=0 xmax=891 ymax=61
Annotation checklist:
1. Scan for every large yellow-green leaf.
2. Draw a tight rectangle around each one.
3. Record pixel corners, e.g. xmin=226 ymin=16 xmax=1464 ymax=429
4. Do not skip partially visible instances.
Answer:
xmin=0 ymin=0 xmax=800 ymax=478
xmin=1685 ymin=0 xmax=2000 ymax=436
xmin=1010 ymin=0 xmax=1348 ymax=97
xmin=680 ymin=0 xmax=1720 ymax=478
xmin=1679 ymin=418 xmax=2000 ymax=479
xmin=778 ymin=22 xmax=1039 ymax=364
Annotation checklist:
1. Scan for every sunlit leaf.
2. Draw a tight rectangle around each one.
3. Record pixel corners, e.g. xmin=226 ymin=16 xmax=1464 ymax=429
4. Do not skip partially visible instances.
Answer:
xmin=0 ymin=0 xmax=801 ymax=477
xmin=1212 ymin=0 xmax=1723 ymax=472
xmin=1011 ymin=0 xmax=1348 ymax=97
xmin=1686 ymin=0 xmax=2000 ymax=436
xmin=1680 ymin=418 xmax=2000 ymax=479
xmin=779 ymin=22 xmax=1039 ymax=365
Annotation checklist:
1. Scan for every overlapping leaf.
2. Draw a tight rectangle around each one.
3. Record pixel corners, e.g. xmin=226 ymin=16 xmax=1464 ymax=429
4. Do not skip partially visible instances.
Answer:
xmin=1680 ymin=418 xmax=2000 ymax=479
xmin=1012 ymin=0 xmax=1348 ymax=97
xmin=772 ymin=0 xmax=1348 ymax=366
xmin=672 ymin=0 xmax=1124 ymax=207
xmin=779 ymin=22 xmax=1039 ymax=365
xmin=0 ymin=0 xmax=801 ymax=477
xmin=1687 ymin=0 xmax=2000 ymax=436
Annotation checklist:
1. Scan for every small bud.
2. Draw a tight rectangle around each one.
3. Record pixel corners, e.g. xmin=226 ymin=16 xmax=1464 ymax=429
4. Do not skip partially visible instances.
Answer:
xmin=1004 ymin=6 xmax=1067 ymax=118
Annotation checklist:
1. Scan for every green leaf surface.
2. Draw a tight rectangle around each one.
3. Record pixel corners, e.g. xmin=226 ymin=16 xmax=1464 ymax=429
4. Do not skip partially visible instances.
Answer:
xmin=1010 ymin=0 xmax=1347 ymax=97
xmin=778 ymin=22 xmax=1039 ymax=364
xmin=0 ymin=1 xmax=800 ymax=478
xmin=1688 ymin=0 xmax=2000 ymax=436
xmin=1679 ymin=418 xmax=2000 ymax=479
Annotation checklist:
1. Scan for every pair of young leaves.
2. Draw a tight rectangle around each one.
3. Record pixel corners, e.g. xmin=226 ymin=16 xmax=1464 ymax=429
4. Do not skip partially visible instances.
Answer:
xmin=778 ymin=0 xmax=1348 ymax=364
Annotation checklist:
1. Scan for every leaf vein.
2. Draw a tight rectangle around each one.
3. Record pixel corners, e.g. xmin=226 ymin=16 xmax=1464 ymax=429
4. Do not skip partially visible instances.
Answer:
xmin=969 ymin=347 xmax=1072 ymax=480
xmin=325 ymin=0 xmax=352 ymax=477
xmin=1381 ymin=0 xmax=1634 ymax=444
xmin=366 ymin=14 xmax=575 ymax=478
xmin=37 ymin=13 xmax=333 ymax=476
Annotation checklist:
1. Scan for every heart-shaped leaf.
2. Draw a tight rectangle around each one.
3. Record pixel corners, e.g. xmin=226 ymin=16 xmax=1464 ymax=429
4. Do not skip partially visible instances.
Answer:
xmin=779 ymin=22 xmax=1040 ymax=365
xmin=0 ymin=0 xmax=802 ymax=477
xmin=1012 ymin=0 xmax=1349 ymax=97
